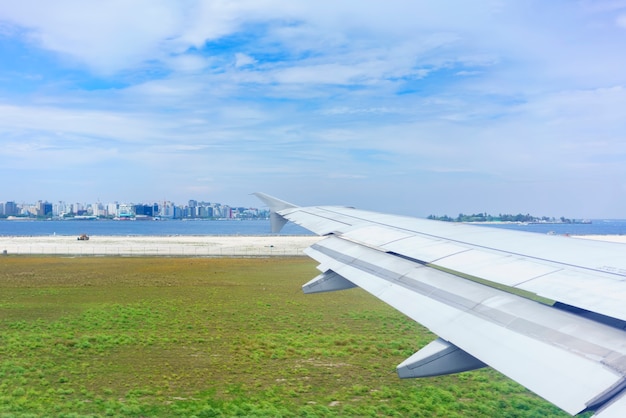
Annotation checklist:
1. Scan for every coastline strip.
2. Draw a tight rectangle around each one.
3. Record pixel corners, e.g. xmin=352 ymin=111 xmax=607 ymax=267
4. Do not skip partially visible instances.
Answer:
xmin=0 ymin=234 xmax=624 ymax=257
xmin=0 ymin=235 xmax=322 ymax=256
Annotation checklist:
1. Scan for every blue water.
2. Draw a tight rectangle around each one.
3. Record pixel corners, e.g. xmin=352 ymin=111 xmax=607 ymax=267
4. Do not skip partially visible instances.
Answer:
xmin=479 ymin=220 xmax=626 ymax=236
xmin=0 ymin=219 xmax=312 ymax=237
xmin=1 ymin=218 xmax=625 ymax=237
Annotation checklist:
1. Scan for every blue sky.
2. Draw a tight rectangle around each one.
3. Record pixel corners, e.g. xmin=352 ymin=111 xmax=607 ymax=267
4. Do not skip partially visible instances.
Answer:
xmin=1 ymin=1 xmax=626 ymax=218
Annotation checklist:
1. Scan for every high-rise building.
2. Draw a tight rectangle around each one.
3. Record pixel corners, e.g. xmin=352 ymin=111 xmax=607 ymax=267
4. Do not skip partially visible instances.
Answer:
xmin=107 ymin=203 xmax=118 ymax=217
xmin=36 ymin=201 xmax=53 ymax=217
xmin=133 ymin=203 xmax=159 ymax=217
xmin=92 ymin=202 xmax=104 ymax=217
xmin=54 ymin=201 xmax=70 ymax=217
xmin=117 ymin=204 xmax=134 ymax=219
xmin=4 ymin=201 xmax=18 ymax=216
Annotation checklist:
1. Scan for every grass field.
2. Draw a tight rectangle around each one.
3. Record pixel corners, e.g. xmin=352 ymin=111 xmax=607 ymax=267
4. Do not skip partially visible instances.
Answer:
xmin=0 ymin=256 xmax=573 ymax=417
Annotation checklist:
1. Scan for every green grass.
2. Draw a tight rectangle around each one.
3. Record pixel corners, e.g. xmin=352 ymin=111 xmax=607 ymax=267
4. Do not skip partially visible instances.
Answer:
xmin=0 ymin=256 xmax=574 ymax=417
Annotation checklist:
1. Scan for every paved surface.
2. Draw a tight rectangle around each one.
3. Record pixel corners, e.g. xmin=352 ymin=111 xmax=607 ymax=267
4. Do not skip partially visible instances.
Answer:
xmin=0 ymin=234 xmax=622 ymax=256
xmin=0 ymin=235 xmax=322 ymax=256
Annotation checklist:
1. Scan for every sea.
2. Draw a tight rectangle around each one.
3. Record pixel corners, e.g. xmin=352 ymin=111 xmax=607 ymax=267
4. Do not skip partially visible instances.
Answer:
xmin=0 ymin=219 xmax=311 ymax=237
xmin=482 ymin=219 xmax=626 ymax=236
xmin=1 ymin=218 xmax=626 ymax=237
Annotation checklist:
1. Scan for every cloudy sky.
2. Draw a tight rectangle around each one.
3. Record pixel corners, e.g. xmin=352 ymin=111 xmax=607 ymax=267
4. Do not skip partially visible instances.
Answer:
xmin=1 ymin=1 xmax=625 ymax=218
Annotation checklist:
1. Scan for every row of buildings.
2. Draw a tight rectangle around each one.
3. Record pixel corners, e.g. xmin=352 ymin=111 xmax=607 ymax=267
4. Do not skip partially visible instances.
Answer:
xmin=0 ymin=199 xmax=269 ymax=220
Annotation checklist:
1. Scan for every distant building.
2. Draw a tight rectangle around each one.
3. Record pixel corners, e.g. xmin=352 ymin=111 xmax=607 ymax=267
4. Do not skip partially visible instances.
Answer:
xmin=54 ymin=201 xmax=70 ymax=217
xmin=107 ymin=203 xmax=118 ymax=217
xmin=184 ymin=205 xmax=197 ymax=218
xmin=36 ymin=201 xmax=53 ymax=217
xmin=71 ymin=203 xmax=84 ymax=215
xmin=134 ymin=203 xmax=159 ymax=217
xmin=156 ymin=201 xmax=175 ymax=218
xmin=4 ymin=201 xmax=17 ymax=216
xmin=117 ymin=204 xmax=134 ymax=219
xmin=92 ymin=202 xmax=105 ymax=217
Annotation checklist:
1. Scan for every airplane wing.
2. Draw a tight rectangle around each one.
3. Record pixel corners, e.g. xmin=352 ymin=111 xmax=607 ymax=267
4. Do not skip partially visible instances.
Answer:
xmin=254 ymin=192 xmax=626 ymax=417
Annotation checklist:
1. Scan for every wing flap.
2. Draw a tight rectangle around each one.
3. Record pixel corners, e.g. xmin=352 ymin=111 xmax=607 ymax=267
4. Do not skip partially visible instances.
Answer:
xmin=595 ymin=391 xmax=626 ymax=417
xmin=352 ymin=231 xmax=471 ymax=263
xmin=432 ymin=249 xmax=562 ymax=287
xmin=519 ymin=269 xmax=626 ymax=324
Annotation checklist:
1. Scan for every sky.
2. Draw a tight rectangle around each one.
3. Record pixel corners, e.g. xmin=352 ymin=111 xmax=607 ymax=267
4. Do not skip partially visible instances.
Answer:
xmin=1 ymin=1 xmax=626 ymax=218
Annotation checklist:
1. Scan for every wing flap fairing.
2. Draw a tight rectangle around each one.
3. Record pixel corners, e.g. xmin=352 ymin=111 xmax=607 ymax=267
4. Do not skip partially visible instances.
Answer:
xmin=302 ymin=270 xmax=356 ymax=294
xmin=397 ymin=337 xmax=487 ymax=378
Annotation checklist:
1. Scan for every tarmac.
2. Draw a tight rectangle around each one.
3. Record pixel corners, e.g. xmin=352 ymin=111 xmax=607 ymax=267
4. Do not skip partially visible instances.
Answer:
xmin=0 ymin=235 xmax=322 ymax=256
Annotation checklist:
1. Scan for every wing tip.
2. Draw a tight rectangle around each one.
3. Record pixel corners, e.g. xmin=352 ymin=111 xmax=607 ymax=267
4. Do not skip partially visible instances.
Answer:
xmin=252 ymin=192 xmax=298 ymax=212
xmin=253 ymin=192 xmax=299 ymax=233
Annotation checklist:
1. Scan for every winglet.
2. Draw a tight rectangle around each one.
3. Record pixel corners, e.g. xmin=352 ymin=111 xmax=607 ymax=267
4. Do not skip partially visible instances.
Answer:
xmin=253 ymin=193 xmax=298 ymax=233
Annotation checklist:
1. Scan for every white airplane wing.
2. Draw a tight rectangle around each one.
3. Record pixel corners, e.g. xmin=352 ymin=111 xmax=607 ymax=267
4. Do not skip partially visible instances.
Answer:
xmin=254 ymin=193 xmax=626 ymax=417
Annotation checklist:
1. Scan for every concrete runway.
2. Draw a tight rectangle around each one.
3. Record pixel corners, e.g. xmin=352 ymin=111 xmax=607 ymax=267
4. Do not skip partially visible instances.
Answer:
xmin=0 ymin=234 xmax=623 ymax=257
xmin=0 ymin=235 xmax=322 ymax=256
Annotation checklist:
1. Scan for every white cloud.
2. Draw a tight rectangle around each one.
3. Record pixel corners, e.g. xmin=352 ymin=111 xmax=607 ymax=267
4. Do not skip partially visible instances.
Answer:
xmin=234 ymin=53 xmax=256 ymax=68
xmin=0 ymin=0 xmax=183 ymax=74
xmin=168 ymin=55 xmax=210 ymax=73
xmin=0 ymin=1 xmax=626 ymax=215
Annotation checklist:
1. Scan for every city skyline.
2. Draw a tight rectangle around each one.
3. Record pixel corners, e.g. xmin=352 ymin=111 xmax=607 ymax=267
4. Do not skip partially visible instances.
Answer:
xmin=0 ymin=197 xmax=266 ymax=219
xmin=1 ymin=2 xmax=626 ymax=218
xmin=0 ymin=194 xmax=611 ymax=221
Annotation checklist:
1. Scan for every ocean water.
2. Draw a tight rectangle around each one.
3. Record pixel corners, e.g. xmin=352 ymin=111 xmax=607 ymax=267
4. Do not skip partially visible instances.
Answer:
xmin=480 ymin=219 xmax=626 ymax=236
xmin=1 ymin=218 xmax=625 ymax=237
xmin=0 ymin=219 xmax=312 ymax=237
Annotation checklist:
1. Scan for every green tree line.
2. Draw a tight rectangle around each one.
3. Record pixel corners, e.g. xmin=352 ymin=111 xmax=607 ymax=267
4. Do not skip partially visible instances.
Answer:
xmin=427 ymin=213 xmax=578 ymax=223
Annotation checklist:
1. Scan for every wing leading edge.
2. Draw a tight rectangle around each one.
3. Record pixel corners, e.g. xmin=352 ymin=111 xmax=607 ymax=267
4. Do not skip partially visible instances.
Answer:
xmin=254 ymin=193 xmax=626 ymax=417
